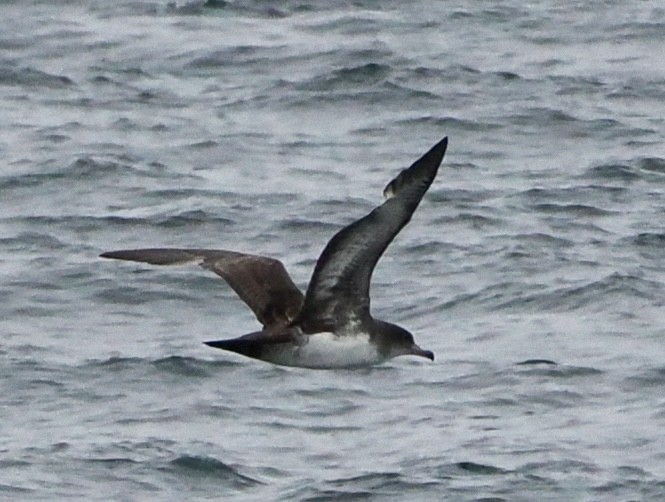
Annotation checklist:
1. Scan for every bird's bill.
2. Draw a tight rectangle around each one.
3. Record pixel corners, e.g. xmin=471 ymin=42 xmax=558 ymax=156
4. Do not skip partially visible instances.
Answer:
xmin=411 ymin=344 xmax=435 ymax=361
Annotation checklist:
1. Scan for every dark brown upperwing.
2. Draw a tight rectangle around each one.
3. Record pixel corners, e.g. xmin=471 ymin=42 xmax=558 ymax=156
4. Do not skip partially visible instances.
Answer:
xmin=296 ymin=137 xmax=448 ymax=331
xmin=100 ymin=248 xmax=303 ymax=328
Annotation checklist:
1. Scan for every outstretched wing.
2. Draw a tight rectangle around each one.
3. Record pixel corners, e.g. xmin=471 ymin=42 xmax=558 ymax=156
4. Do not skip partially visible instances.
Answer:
xmin=297 ymin=137 xmax=448 ymax=332
xmin=100 ymin=248 xmax=303 ymax=328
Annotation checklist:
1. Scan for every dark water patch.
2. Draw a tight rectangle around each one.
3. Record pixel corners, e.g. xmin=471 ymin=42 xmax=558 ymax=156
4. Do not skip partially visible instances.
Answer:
xmin=516 ymin=359 xmax=557 ymax=366
xmin=277 ymin=218 xmax=342 ymax=233
xmin=155 ymin=210 xmax=235 ymax=228
xmin=506 ymin=108 xmax=633 ymax=139
xmin=290 ymin=167 xmax=347 ymax=182
xmin=530 ymin=203 xmax=615 ymax=217
xmin=87 ymin=456 xmax=140 ymax=467
xmin=186 ymin=140 xmax=218 ymax=149
xmin=403 ymin=240 xmax=447 ymax=256
xmin=295 ymin=387 xmax=369 ymax=399
xmin=496 ymin=273 xmax=661 ymax=312
xmin=297 ymin=63 xmax=391 ymax=92
xmin=519 ymin=389 xmax=586 ymax=409
xmin=304 ymin=424 xmax=364 ymax=434
xmin=0 ymin=458 xmax=32 ymax=468
xmin=184 ymin=45 xmax=285 ymax=70
xmin=395 ymin=114 xmax=502 ymax=132
xmin=11 ymin=212 xmax=234 ymax=233
xmin=164 ymin=454 xmax=262 ymax=487
xmin=625 ymin=231 xmax=665 ymax=264
xmin=0 ymin=231 xmax=66 ymax=250
xmin=0 ymin=156 xmax=169 ymax=190
xmin=508 ymin=107 xmax=576 ymax=126
xmin=515 ymin=185 xmax=628 ymax=203
xmin=606 ymin=76 xmax=665 ymax=101
xmin=303 ymin=13 xmax=390 ymax=35
xmin=519 ymin=459 xmax=601 ymax=476
xmin=438 ymin=281 xmax=547 ymax=313
xmin=551 ymin=74 xmax=606 ymax=95
xmin=85 ymin=355 xmax=241 ymax=376
xmin=494 ymin=70 xmax=521 ymax=81
xmin=297 ymin=471 xmax=439 ymax=500
xmin=0 ymin=484 xmax=34 ymax=495
xmin=192 ymin=402 xmax=235 ymax=418
xmin=0 ymin=65 xmax=74 ymax=88
xmin=509 ymin=232 xmax=575 ymax=249
xmin=445 ymin=368 xmax=520 ymax=391
xmin=428 ymin=188 xmax=498 ymax=204
xmin=94 ymin=285 xmax=197 ymax=305
xmin=142 ymin=187 xmax=235 ymax=200
xmin=456 ymin=461 xmax=508 ymax=475
xmin=186 ymin=0 xmax=295 ymax=18
xmin=638 ymin=157 xmax=665 ymax=175
xmin=623 ymin=367 xmax=665 ymax=391
xmin=611 ymin=21 xmax=665 ymax=41
xmin=152 ymin=356 xmax=212 ymax=378
xmin=436 ymin=211 xmax=503 ymax=228
xmin=316 ymin=198 xmax=372 ymax=215
xmin=381 ymin=81 xmax=442 ymax=101
xmin=631 ymin=232 xmax=665 ymax=250
xmin=583 ymin=158 xmax=665 ymax=182
xmin=592 ymin=479 xmax=665 ymax=500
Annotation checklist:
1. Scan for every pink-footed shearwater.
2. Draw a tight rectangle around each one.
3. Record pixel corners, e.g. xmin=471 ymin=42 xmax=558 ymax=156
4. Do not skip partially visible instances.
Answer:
xmin=101 ymin=136 xmax=448 ymax=369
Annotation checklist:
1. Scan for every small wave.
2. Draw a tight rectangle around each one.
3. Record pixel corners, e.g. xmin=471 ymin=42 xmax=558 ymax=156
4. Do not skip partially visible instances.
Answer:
xmin=0 ymin=484 xmax=33 ymax=495
xmin=516 ymin=359 xmax=557 ymax=366
xmin=85 ymin=355 xmax=241 ymax=375
xmin=515 ymin=185 xmax=627 ymax=202
xmin=184 ymin=45 xmax=282 ymax=70
xmin=434 ymin=212 xmax=503 ymax=228
xmin=429 ymin=188 xmax=497 ymax=204
xmin=395 ymin=114 xmax=502 ymax=132
xmin=0 ymin=157 xmax=169 ymax=191
xmin=167 ymin=455 xmax=262 ymax=487
xmin=583 ymin=157 xmax=665 ymax=182
xmin=0 ymin=231 xmax=66 ymax=250
xmin=516 ymin=364 xmax=603 ymax=379
xmin=12 ymin=212 xmax=233 ymax=232
xmin=632 ymin=232 xmax=665 ymax=248
xmin=583 ymin=162 xmax=640 ymax=181
xmin=0 ymin=65 xmax=74 ymax=88
xmin=443 ymin=273 xmax=660 ymax=313
xmin=496 ymin=273 xmax=660 ymax=312
xmin=456 ymin=461 xmax=508 ymax=475
xmin=152 ymin=355 xmax=213 ymax=377
xmin=530 ymin=203 xmax=615 ymax=217
xmin=623 ymin=367 xmax=665 ymax=390
xmin=511 ymin=232 xmax=575 ymax=248
xmin=278 ymin=218 xmax=342 ymax=233
xmin=638 ymin=157 xmax=665 ymax=175
xmin=296 ymin=471 xmax=438 ymax=500
xmin=155 ymin=210 xmax=234 ymax=228
xmin=296 ymin=63 xmax=391 ymax=92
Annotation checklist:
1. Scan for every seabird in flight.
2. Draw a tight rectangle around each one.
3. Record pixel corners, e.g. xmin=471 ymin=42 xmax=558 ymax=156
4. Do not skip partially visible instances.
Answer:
xmin=101 ymin=136 xmax=448 ymax=369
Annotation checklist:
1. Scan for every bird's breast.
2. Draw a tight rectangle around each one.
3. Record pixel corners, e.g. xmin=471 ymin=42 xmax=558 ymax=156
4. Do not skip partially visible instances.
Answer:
xmin=263 ymin=332 xmax=384 ymax=369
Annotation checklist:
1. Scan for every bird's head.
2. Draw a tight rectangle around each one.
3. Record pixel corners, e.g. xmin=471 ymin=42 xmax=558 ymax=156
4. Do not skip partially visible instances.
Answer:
xmin=378 ymin=321 xmax=434 ymax=362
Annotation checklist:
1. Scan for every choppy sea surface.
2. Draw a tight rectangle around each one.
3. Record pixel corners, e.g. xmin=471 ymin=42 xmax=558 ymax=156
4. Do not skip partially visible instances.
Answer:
xmin=2 ymin=1 xmax=665 ymax=500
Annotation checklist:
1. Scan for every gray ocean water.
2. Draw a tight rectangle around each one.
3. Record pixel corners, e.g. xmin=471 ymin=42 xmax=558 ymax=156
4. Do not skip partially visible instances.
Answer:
xmin=2 ymin=1 xmax=665 ymax=500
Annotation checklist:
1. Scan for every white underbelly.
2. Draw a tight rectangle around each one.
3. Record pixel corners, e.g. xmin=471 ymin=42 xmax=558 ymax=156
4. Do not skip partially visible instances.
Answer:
xmin=266 ymin=332 xmax=384 ymax=369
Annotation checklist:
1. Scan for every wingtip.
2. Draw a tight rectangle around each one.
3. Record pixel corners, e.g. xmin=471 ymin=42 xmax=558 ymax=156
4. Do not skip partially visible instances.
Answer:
xmin=433 ymin=135 xmax=448 ymax=155
xmin=204 ymin=339 xmax=225 ymax=349
xmin=382 ymin=135 xmax=449 ymax=199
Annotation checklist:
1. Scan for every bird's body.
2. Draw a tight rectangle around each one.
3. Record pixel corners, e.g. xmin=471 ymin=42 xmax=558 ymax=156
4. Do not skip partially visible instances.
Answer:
xmin=101 ymin=136 xmax=448 ymax=369
xmin=228 ymin=330 xmax=382 ymax=370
